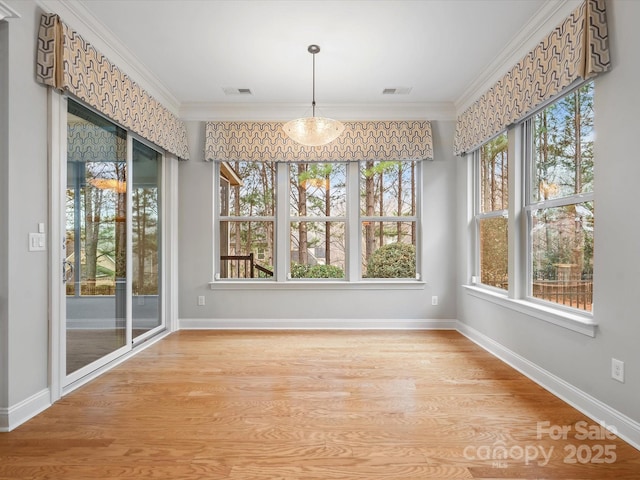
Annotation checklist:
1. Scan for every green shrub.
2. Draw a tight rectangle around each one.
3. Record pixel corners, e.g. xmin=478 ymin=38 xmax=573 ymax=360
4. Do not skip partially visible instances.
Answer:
xmin=290 ymin=263 xmax=344 ymax=279
xmin=306 ymin=264 xmax=344 ymax=278
xmin=290 ymin=263 xmax=310 ymax=278
xmin=365 ymin=243 xmax=416 ymax=278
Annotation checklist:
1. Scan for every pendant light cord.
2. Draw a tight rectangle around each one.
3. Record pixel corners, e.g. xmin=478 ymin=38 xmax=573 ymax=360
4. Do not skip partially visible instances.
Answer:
xmin=311 ymin=51 xmax=316 ymax=117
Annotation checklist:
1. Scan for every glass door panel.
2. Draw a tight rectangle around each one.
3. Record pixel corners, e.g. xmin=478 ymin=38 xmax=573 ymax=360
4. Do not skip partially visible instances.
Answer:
xmin=132 ymin=140 xmax=162 ymax=339
xmin=65 ymin=100 xmax=128 ymax=376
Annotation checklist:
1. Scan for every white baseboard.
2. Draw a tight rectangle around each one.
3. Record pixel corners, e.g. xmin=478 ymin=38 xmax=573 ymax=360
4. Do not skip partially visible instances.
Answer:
xmin=179 ymin=318 xmax=458 ymax=330
xmin=457 ymin=321 xmax=640 ymax=451
xmin=0 ymin=388 xmax=51 ymax=432
xmin=0 ymin=331 xmax=171 ymax=433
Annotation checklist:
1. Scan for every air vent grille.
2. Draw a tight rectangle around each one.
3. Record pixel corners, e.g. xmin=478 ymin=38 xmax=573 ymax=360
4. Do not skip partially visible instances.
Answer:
xmin=223 ymin=87 xmax=253 ymax=95
xmin=382 ymin=87 xmax=412 ymax=95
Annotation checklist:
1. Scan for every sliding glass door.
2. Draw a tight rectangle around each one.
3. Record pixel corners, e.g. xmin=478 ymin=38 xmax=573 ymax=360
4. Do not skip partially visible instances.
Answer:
xmin=63 ymin=100 xmax=163 ymax=384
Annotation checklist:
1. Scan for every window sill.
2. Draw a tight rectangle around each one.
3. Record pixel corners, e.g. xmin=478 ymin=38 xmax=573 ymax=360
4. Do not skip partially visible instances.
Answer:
xmin=462 ymin=285 xmax=597 ymax=337
xmin=209 ymin=280 xmax=427 ymax=291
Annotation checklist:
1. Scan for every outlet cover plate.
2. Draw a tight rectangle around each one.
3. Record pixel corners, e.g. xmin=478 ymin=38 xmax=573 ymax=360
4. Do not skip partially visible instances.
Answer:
xmin=612 ymin=358 xmax=625 ymax=383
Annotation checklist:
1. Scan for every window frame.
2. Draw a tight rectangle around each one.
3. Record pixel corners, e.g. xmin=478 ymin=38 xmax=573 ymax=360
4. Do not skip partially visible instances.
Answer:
xmin=359 ymin=160 xmax=421 ymax=281
xmin=465 ymin=80 xmax=596 ymax=335
xmin=523 ymin=82 xmax=595 ymax=314
xmin=213 ymin=160 xmax=424 ymax=286
xmin=288 ymin=162 xmax=348 ymax=280
xmin=472 ymin=132 xmax=509 ymax=292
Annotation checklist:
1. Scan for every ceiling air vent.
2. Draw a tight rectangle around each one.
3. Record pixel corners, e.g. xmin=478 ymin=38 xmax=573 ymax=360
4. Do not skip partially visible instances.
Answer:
xmin=382 ymin=87 xmax=412 ymax=95
xmin=223 ymin=87 xmax=253 ymax=95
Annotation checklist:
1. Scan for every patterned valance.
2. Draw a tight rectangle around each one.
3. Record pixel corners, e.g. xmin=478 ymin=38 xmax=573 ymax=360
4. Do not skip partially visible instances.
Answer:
xmin=205 ymin=121 xmax=433 ymax=162
xmin=36 ymin=13 xmax=189 ymax=160
xmin=454 ymin=0 xmax=609 ymax=155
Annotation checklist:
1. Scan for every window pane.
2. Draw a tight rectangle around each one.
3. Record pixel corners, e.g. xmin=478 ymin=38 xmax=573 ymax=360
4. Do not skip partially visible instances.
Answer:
xmin=480 ymin=133 xmax=508 ymax=212
xmin=362 ymin=222 xmax=416 ymax=278
xmin=532 ymin=83 xmax=594 ymax=203
xmin=290 ymin=221 xmax=345 ymax=278
xmin=531 ymin=202 xmax=594 ymax=311
xmin=290 ymin=163 xmax=346 ymax=217
xmin=360 ymin=161 xmax=417 ymax=216
xmin=479 ymin=216 xmax=508 ymax=289
xmin=66 ymin=100 xmax=127 ymax=373
xmin=220 ymin=221 xmax=274 ymax=278
xmin=132 ymin=140 xmax=161 ymax=336
xmin=223 ymin=161 xmax=275 ymax=217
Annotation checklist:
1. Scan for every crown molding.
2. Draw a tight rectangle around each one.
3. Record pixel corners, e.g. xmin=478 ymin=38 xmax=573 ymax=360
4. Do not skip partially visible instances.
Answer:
xmin=0 ymin=1 xmax=20 ymax=20
xmin=455 ymin=0 xmax=583 ymax=115
xmin=35 ymin=0 xmax=181 ymax=114
xmin=180 ymin=102 xmax=456 ymax=122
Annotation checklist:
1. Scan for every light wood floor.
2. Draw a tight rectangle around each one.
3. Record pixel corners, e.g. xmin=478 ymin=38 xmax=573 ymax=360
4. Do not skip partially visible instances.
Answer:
xmin=1 ymin=330 xmax=639 ymax=479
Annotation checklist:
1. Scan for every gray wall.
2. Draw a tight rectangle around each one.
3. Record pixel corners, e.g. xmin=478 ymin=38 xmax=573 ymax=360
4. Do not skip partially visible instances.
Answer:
xmin=0 ymin=1 xmax=50 ymax=409
xmin=178 ymin=120 xmax=458 ymax=322
xmin=456 ymin=0 xmax=640 ymax=423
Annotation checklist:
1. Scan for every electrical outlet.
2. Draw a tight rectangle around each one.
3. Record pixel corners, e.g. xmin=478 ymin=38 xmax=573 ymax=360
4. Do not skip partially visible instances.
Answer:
xmin=431 ymin=296 xmax=438 ymax=306
xmin=198 ymin=295 xmax=206 ymax=306
xmin=611 ymin=358 xmax=624 ymax=383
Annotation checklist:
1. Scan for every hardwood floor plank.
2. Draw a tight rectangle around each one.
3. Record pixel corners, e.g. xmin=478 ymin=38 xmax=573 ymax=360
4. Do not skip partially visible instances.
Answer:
xmin=0 ymin=330 xmax=638 ymax=479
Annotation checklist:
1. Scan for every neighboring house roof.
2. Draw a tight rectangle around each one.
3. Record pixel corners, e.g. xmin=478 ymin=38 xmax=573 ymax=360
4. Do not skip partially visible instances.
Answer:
xmin=220 ymin=162 xmax=243 ymax=187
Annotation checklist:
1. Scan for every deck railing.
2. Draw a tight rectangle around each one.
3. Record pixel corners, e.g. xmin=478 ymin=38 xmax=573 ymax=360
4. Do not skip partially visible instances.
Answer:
xmin=220 ymin=253 xmax=273 ymax=278
xmin=532 ymin=272 xmax=593 ymax=311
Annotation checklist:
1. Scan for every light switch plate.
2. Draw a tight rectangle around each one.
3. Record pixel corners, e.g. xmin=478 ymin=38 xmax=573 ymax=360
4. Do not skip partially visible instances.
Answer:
xmin=29 ymin=233 xmax=46 ymax=252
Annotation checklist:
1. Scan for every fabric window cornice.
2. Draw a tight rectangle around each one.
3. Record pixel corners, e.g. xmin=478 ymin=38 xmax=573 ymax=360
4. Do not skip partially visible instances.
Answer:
xmin=453 ymin=0 xmax=609 ymax=156
xmin=36 ymin=13 xmax=190 ymax=160
xmin=204 ymin=121 xmax=433 ymax=162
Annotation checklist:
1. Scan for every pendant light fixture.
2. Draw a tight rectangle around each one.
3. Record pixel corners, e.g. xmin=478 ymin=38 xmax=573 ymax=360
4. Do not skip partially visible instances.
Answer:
xmin=283 ymin=44 xmax=345 ymax=147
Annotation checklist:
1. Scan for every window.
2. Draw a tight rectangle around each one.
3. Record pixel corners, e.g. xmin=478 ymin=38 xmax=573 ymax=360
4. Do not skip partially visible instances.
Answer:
xmin=469 ymin=81 xmax=594 ymax=316
xmin=289 ymin=163 xmax=346 ymax=279
xmin=215 ymin=160 xmax=422 ymax=281
xmin=360 ymin=161 xmax=418 ymax=279
xmin=218 ymin=161 xmax=275 ymax=278
xmin=526 ymin=82 xmax=594 ymax=312
xmin=474 ymin=133 xmax=508 ymax=289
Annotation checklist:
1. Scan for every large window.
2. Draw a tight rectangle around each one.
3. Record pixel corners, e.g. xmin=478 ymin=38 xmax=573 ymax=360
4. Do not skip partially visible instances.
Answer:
xmin=469 ymin=81 xmax=594 ymax=315
xmin=474 ymin=133 xmax=508 ymax=289
xmin=216 ymin=160 xmax=421 ymax=281
xmin=526 ymin=82 xmax=594 ymax=311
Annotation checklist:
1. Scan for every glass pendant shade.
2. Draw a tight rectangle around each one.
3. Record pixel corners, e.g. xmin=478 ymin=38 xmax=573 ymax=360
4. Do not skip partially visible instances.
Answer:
xmin=283 ymin=44 xmax=344 ymax=147
xmin=283 ymin=116 xmax=345 ymax=147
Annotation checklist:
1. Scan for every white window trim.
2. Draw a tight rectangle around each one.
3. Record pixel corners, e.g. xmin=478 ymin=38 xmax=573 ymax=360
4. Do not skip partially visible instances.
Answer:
xmin=212 ymin=160 xmax=424 ymax=286
xmin=522 ymin=86 xmax=595 ymax=319
xmin=472 ymin=135 xmax=509 ymax=291
xmin=463 ymin=285 xmax=596 ymax=337
xmin=467 ymin=85 xmax=597 ymax=337
xmin=210 ymin=280 xmax=426 ymax=291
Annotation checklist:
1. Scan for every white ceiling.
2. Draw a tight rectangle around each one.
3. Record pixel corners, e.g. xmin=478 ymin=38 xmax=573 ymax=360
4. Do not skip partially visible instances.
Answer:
xmin=57 ymin=0 xmax=578 ymax=120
